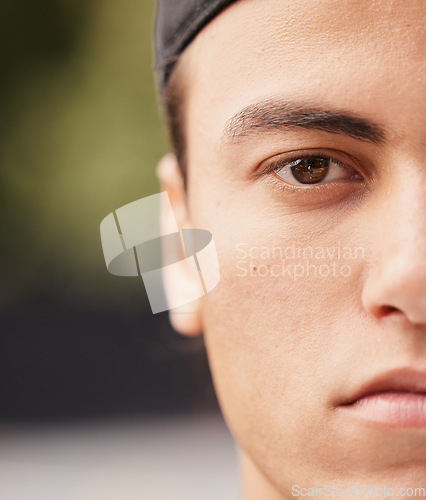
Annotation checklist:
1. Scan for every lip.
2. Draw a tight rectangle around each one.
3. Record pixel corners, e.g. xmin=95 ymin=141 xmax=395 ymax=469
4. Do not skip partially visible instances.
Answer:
xmin=339 ymin=369 xmax=426 ymax=427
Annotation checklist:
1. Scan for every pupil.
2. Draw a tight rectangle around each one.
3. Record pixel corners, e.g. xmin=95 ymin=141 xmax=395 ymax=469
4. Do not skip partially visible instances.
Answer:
xmin=291 ymin=157 xmax=329 ymax=184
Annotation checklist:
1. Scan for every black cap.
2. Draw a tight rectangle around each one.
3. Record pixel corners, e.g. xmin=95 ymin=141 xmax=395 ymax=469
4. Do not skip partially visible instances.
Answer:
xmin=154 ymin=0 xmax=238 ymax=94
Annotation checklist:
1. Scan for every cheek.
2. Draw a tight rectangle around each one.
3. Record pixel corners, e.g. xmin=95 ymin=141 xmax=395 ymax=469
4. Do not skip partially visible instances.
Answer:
xmin=191 ymin=194 xmax=367 ymax=483
xmin=201 ymin=222 xmax=346 ymax=414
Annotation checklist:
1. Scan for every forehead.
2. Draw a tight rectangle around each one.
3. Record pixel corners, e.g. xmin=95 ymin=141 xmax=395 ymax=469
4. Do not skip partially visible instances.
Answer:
xmin=181 ymin=0 xmax=424 ymax=148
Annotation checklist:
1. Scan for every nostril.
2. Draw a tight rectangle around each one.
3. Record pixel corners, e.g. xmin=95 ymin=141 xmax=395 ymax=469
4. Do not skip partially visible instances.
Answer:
xmin=378 ymin=305 xmax=400 ymax=317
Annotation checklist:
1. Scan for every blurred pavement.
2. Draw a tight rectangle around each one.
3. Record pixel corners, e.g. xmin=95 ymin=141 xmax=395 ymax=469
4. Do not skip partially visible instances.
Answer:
xmin=0 ymin=413 xmax=239 ymax=500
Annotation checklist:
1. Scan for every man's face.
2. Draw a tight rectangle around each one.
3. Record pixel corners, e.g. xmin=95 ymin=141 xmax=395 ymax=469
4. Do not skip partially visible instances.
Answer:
xmin=166 ymin=0 xmax=425 ymax=494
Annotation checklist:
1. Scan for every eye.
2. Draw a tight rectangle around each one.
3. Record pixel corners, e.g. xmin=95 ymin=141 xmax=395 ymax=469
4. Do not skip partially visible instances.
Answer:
xmin=267 ymin=154 xmax=360 ymax=186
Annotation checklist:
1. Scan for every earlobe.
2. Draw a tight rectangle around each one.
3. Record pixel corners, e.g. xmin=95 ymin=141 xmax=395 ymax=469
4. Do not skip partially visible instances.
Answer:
xmin=168 ymin=297 xmax=203 ymax=337
xmin=156 ymin=153 xmax=203 ymax=336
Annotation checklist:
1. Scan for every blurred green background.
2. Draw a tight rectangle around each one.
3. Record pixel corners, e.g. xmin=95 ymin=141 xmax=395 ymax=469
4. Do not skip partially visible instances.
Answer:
xmin=1 ymin=0 xmax=165 ymax=310
xmin=0 ymin=0 xmax=217 ymax=420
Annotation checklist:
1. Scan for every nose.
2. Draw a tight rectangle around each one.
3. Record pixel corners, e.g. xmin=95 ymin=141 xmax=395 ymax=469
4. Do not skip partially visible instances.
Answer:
xmin=361 ymin=170 xmax=426 ymax=326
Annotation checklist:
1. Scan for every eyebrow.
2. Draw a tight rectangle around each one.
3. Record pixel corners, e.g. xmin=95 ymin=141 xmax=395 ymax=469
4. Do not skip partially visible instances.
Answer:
xmin=223 ymin=98 xmax=387 ymax=144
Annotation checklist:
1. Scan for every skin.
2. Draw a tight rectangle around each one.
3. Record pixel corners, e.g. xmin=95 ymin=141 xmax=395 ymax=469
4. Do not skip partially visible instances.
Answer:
xmin=156 ymin=0 xmax=426 ymax=497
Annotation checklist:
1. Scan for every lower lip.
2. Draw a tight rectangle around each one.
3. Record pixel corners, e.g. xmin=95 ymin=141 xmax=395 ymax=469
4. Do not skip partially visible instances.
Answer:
xmin=341 ymin=392 xmax=426 ymax=427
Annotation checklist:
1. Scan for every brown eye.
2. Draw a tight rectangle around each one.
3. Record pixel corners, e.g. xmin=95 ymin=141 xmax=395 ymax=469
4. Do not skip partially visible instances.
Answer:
xmin=271 ymin=155 xmax=355 ymax=186
xmin=289 ymin=157 xmax=329 ymax=184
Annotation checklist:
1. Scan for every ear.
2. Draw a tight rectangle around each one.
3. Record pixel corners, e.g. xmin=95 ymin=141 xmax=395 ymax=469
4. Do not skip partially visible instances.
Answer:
xmin=156 ymin=153 xmax=203 ymax=336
